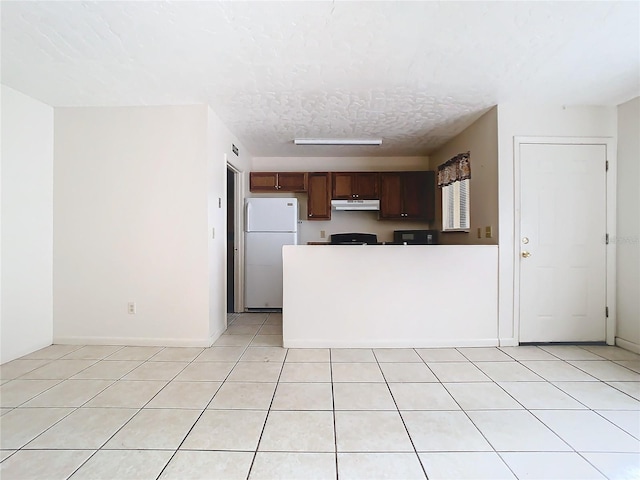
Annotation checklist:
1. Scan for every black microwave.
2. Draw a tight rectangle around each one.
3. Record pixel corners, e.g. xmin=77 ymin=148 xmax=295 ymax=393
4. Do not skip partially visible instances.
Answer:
xmin=393 ymin=229 xmax=439 ymax=245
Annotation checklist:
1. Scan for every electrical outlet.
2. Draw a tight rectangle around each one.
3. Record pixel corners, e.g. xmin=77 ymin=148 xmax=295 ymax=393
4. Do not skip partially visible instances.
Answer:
xmin=485 ymin=226 xmax=493 ymax=238
xmin=320 ymin=230 xmax=326 ymax=239
xmin=128 ymin=302 xmax=136 ymax=315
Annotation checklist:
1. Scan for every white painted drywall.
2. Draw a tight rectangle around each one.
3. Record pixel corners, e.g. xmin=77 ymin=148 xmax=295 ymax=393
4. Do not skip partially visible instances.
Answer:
xmin=207 ymin=107 xmax=251 ymax=335
xmin=497 ymin=105 xmax=617 ymax=345
xmin=1 ymin=86 xmax=54 ymax=363
xmin=616 ymin=97 xmax=640 ymax=353
xmin=251 ymin=156 xmax=432 ymax=243
xmin=283 ymin=245 xmax=498 ymax=347
xmin=54 ymin=106 xmax=211 ymax=346
xmin=429 ymin=107 xmax=498 ymax=245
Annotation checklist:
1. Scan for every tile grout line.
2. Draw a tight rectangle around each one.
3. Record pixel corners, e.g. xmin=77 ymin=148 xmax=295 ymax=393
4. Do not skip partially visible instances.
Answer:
xmin=245 ymin=314 xmax=289 ymax=480
xmin=63 ymin=345 xmax=210 ymax=479
xmin=330 ymin=348 xmax=339 ymax=480
xmin=154 ymin=312 xmax=269 ymax=480
xmin=375 ymin=349 xmax=428 ymax=480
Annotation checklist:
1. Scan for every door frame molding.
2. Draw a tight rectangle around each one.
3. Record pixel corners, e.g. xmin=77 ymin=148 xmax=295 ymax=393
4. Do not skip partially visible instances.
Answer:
xmin=512 ymin=136 xmax=617 ymax=345
xmin=226 ymin=160 xmax=245 ymax=314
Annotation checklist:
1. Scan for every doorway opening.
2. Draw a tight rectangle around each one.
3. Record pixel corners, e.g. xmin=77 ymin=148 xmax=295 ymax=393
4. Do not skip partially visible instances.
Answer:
xmin=226 ymin=167 xmax=236 ymax=313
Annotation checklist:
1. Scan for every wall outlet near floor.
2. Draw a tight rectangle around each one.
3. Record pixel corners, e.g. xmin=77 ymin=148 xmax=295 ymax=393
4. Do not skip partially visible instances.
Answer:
xmin=485 ymin=226 xmax=493 ymax=238
xmin=127 ymin=302 xmax=136 ymax=315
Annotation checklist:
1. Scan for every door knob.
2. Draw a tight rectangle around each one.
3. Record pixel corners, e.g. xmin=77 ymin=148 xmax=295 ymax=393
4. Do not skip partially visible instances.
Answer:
xmin=522 ymin=251 xmax=531 ymax=258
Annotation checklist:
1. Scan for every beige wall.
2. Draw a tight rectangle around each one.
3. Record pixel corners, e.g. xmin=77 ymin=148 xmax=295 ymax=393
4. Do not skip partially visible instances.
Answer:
xmin=1 ymin=86 xmax=54 ymax=363
xmin=207 ymin=107 xmax=252 ymax=331
xmin=428 ymin=107 xmax=499 ymax=245
xmin=250 ymin=156 xmax=432 ymax=244
xmin=54 ymin=106 xmax=212 ymax=346
xmin=496 ymin=104 xmax=617 ymax=345
xmin=616 ymin=97 xmax=640 ymax=352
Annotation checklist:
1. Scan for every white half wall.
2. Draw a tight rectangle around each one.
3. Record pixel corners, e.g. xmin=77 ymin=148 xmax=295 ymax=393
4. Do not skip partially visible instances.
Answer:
xmin=1 ymin=86 xmax=54 ymax=363
xmin=283 ymin=245 xmax=498 ymax=347
xmin=497 ymin=104 xmax=617 ymax=346
xmin=54 ymin=106 xmax=211 ymax=346
xmin=616 ymin=97 xmax=640 ymax=353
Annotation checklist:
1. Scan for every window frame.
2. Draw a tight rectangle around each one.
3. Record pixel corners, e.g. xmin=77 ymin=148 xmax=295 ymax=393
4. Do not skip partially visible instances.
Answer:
xmin=441 ymin=178 xmax=470 ymax=232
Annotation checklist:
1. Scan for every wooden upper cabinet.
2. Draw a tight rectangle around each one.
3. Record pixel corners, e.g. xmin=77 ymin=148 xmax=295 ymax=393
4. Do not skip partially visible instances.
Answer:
xmin=249 ymin=172 xmax=307 ymax=192
xmin=379 ymin=173 xmax=403 ymax=217
xmin=307 ymin=172 xmax=331 ymax=220
xmin=379 ymin=171 xmax=435 ymax=221
xmin=331 ymin=172 xmax=379 ymax=199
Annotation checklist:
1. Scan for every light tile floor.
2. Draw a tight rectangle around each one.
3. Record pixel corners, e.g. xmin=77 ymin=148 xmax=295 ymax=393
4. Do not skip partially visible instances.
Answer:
xmin=1 ymin=312 xmax=639 ymax=479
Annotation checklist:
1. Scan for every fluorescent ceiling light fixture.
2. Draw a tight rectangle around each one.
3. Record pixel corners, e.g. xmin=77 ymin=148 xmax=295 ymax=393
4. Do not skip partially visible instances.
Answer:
xmin=294 ymin=138 xmax=382 ymax=146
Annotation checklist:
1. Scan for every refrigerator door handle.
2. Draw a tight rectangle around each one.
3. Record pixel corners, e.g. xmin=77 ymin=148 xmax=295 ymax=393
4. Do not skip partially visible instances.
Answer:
xmin=245 ymin=201 xmax=251 ymax=232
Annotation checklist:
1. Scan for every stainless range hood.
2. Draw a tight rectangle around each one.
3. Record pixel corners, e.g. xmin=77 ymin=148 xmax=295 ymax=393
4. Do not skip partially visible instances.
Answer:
xmin=331 ymin=199 xmax=380 ymax=211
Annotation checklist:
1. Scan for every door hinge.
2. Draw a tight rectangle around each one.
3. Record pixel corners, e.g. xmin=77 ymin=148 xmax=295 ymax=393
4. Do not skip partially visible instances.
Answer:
xmin=606 ymin=160 xmax=609 ymax=171
xmin=606 ymin=233 xmax=609 ymax=244
xmin=606 ymin=306 xmax=609 ymax=318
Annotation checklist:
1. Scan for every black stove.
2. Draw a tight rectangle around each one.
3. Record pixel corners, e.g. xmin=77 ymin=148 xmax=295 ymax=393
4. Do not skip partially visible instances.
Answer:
xmin=330 ymin=233 xmax=378 ymax=245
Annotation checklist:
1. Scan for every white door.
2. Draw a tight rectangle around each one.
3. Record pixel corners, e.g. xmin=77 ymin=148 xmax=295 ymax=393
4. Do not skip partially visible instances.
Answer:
xmin=519 ymin=143 xmax=607 ymax=343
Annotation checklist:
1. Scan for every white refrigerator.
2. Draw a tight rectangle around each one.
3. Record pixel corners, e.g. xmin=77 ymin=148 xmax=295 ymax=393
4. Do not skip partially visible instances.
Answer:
xmin=244 ymin=197 xmax=298 ymax=309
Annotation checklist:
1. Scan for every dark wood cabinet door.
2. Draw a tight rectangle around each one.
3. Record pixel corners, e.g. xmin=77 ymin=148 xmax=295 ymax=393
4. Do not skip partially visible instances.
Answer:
xmin=307 ymin=172 xmax=331 ymax=220
xmin=331 ymin=173 xmax=355 ymax=199
xmin=277 ymin=172 xmax=307 ymax=192
xmin=250 ymin=172 xmax=278 ymax=192
xmin=422 ymin=170 xmax=436 ymax=221
xmin=379 ymin=173 xmax=403 ymax=218
xmin=379 ymin=171 xmax=435 ymax=220
xmin=402 ymin=172 xmax=429 ymax=219
xmin=354 ymin=172 xmax=379 ymax=199
xmin=332 ymin=172 xmax=379 ymax=199
xmin=250 ymin=172 xmax=307 ymax=192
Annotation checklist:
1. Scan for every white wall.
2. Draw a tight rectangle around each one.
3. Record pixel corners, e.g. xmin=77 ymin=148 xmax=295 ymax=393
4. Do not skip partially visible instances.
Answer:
xmin=251 ymin=156 xmax=431 ymax=243
xmin=1 ymin=86 xmax=54 ymax=363
xmin=616 ymin=97 xmax=640 ymax=353
xmin=497 ymin=105 xmax=617 ymax=345
xmin=284 ymin=245 xmax=498 ymax=347
xmin=54 ymin=106 xmax=211 ymax=346
xmin=429 ymin=107 xmax=498 ymax=245
xmin=207 ymin=107 xmax=251 ymax=332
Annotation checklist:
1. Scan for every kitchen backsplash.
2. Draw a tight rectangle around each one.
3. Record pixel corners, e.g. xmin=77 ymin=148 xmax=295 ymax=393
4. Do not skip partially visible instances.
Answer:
xmin=295 ymin=194 xmax=431 ymax=244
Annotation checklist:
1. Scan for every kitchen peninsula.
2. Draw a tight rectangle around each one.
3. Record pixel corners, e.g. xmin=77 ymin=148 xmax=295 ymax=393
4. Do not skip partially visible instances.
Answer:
xmin=282 ymin=244 xmax=499 ymax=348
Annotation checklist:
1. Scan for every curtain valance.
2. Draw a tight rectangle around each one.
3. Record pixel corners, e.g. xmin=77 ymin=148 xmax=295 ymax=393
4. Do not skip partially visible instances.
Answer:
xmin=437 ymin=151 xmax=471 ymax=187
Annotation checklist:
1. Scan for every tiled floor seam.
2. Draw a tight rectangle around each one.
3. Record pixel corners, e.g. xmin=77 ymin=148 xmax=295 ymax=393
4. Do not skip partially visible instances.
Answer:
xmin=153 ymin=313 xmax=267 ymax=480
xmin=246 ymin=328 xmax=290 ymax=480
xmin=374 ymin=349 xmax=428 ymax=479
xmin=330 ymin=348 xmax=339 ymax=480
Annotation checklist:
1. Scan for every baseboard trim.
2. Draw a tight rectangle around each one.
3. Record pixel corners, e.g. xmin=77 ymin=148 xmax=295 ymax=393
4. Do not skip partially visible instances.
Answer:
xmin=499 ymin=338 xmax=519 ymax=347
xmin=53 ymin=336 xmax=213 ymax=348
xmin=208 ymin=326 xmax=226 ymax=347
xmin=615 ymin=337 xmax=640 ymax=354
xmin=283 ymin=338 xmax=499 ymax=349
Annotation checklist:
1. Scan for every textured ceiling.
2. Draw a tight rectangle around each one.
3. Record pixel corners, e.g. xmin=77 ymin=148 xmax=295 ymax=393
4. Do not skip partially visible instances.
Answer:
xmin=2 ymin=1 xmax=639 ymax=157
